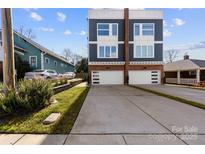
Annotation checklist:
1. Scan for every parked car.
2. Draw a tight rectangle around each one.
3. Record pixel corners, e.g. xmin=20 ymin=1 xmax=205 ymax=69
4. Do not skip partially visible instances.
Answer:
xmin=62 ymin=72 xmax=76 ymax=79
xmin=24 ymin=69 xmax=59 ymax=80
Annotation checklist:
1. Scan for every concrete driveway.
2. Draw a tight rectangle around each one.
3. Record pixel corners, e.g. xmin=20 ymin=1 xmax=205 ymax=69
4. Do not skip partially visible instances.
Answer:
xmin=137 ymin=84 xmax=205 ymax=105
xmin=67 ymin=85 xmax=205 ymax=145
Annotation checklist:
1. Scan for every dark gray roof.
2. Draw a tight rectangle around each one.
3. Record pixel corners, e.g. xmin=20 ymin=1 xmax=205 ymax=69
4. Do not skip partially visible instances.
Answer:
xmin=190 ymin=59 xmax=205 ymax=67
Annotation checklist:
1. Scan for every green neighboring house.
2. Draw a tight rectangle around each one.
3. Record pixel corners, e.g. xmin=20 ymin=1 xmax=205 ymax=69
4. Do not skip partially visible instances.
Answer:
xmin=0 ymin=30 xmax=74 ymax=81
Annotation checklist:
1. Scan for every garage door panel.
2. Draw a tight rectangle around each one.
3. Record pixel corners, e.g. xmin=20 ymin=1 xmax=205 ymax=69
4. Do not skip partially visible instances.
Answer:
xmin=92 ymin=71 xmax=124 ymax=85
xmin=129 ymin=70 xmax=161 ymax=85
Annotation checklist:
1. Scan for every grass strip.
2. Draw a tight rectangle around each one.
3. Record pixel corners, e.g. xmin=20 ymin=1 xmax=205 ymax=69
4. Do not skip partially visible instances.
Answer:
xmin=0 ymin=86 xmax=89 ymax=134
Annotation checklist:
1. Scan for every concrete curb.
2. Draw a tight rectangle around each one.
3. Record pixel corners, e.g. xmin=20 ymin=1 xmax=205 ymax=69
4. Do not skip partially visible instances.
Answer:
xmin=130 ymin=85 xmax=205 ymax=110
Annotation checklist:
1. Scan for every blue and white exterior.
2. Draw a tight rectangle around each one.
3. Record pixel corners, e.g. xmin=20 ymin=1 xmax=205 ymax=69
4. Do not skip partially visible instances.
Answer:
xmin=88 ymin=9 xmax=163 ymax=85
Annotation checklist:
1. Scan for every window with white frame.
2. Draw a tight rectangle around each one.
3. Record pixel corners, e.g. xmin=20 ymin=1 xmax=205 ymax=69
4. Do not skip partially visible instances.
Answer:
xmin=29 ymin=56 xmax=37 ymax=68
xmin=134 ymin=23 xmax=154 ymax=36
xmin=54 ymin=61 xmax=57 ymax=66
xmin=98 ymin=45 xmax=118 ymax=58
xmin=134 ymin=45 xmax=154 ymax=58
xmin=45 ymin=58 xmax=50 ymax=64
xmin=97 ymin=23 xmax=118 ymax=36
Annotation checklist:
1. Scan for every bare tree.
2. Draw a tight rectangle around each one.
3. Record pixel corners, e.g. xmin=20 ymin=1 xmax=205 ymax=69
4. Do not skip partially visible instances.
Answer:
xmin=17 ymin=26 xmax=36 ymax=39
xmin=166 ymin=50 xmax=178 ymax=63
xmin=63 ymin=48 xmax=83 ymax=65
xmin=64 ymin=48 xmax=73 ymax=61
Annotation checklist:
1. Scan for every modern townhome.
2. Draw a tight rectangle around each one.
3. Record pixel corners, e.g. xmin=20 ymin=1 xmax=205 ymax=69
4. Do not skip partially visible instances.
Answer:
xmin=88 ymin=9 xmax=163 ymax=85
xmin=0 ymin=30 xmax=74 ymax=81
xmin=164 ymin=55 xmax=205 ymax=85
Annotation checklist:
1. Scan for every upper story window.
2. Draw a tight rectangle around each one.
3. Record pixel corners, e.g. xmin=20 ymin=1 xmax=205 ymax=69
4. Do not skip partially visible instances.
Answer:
xmin=134 ymin=45 xmax=154 ymax=58
xmin=134 ymin=23 xmax=154 ymax=36
xmin=97 ymin=23 xmax=118 ymax=36
xmin=98 ymin=45 xmax=118 ymax=58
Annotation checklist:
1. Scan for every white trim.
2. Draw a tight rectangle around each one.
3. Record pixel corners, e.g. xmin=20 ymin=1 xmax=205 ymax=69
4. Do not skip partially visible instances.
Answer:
xmin=89 ymin=61 xmax=125 ymax=65
xmin=89 ymin=41 xmax=124 ymax=44
xmin=97 ymin=44 xmax=118 ymax=58
xmin=154 ymin=41 xmax=163 ymax=44
xmin=129 ymin=61 xmax=163 ymax=65
xmin=29 ymin=56 xmax=37 ymax=68
xmin=129 ymin=41 xmax=162 ymax=44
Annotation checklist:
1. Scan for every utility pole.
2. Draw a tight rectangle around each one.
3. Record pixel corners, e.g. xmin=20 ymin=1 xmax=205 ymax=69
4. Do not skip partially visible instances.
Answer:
xmin=2 ymin=8 xmax=15 ymax=89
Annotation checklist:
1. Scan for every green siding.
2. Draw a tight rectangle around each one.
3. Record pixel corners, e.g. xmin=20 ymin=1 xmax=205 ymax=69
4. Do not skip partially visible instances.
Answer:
xmin=14 ymin=34 xmax=41 ymax=70
xmin=13 ymin=33 xmax=74 ymax=73
xmin=44 ymin=54 xmax=74 ymax=73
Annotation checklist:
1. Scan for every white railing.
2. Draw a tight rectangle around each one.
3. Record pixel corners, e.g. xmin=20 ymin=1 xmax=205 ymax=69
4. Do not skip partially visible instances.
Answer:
xmin=166 ymin=78 xmax=177 ymax=84
xmin=166 ymin=78 xmax=198 ymax=85
xmin=180 ymin=78 xmax=197 ymax=85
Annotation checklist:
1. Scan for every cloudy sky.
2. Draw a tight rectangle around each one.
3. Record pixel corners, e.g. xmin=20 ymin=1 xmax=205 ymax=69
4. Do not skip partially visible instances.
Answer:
xmin=1 ymin=8 xmax=205 ymax=61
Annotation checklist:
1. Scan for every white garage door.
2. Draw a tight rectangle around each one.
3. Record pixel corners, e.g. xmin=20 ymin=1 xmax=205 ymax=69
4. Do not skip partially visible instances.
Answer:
xmin=129 ymin=70 xmax=161 ymax=85
xmin=92 ymin=71 xmax=124 ymax=85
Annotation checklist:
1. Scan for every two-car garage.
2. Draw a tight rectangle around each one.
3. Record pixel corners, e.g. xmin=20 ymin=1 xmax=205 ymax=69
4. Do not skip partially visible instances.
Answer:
xmin=91 ymin=70 xmax=161 ymax=85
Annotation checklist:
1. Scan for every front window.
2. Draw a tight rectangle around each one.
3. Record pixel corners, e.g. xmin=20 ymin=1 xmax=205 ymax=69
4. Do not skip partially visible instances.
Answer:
xmin=97 ymin=23 xmax=118 ymax=36
xmin=134 ymin=45 xmax=154 ymax=58
xmin=98 ymin=45 xmax=117 ymax=58
xmin=134 ymin=24 xmax=140 ymax=36
xmin=98 ymin=24 xmax=109 ymax=36
xmin=134 ymin=23 xmax=154 ymax=36
xmin=29 ymin=56 xmax=37 ymax=68
xmin=142 ymin=23 xmax=154 ymax=36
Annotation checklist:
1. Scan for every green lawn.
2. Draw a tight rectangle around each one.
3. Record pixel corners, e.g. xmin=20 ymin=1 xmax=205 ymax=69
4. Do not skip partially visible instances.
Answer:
xmin=0 ymin=86 xmax=89 ymax=134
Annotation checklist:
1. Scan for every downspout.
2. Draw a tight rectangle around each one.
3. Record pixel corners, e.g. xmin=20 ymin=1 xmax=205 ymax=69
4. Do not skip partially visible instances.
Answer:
xmin=41 ymin=51 xmax=46 ymax=69
xmin=124 ymin=8 xmax=129 ymax=85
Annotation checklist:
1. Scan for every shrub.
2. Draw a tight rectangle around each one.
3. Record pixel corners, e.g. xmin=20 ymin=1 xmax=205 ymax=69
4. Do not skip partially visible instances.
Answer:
xmin=17 ymin=80 xmax=54 ymax=110
xmin=0 ymin=79 xmax=54 ymax=114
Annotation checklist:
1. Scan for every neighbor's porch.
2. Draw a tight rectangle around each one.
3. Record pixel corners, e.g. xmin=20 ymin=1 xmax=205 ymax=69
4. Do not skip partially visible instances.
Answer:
xmin=165 ymin=69 xmax=205 ymax=85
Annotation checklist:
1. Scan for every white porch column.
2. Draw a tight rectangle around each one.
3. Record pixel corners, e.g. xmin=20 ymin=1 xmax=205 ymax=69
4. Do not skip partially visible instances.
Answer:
xmin=196 ymin=69 xmax=200 ymax=84
xmin=177 ymin=70 xmax=180 ymax=84
xmin=41 ymin=52 xmax=44 ymax=69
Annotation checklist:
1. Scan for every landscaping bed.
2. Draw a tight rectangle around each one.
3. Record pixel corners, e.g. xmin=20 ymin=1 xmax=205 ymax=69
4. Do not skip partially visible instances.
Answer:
xmin=0 ymin=86 xmax=89 ymax=134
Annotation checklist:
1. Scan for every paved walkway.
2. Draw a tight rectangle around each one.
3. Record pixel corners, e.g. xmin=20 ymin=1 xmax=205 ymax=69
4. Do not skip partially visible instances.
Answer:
xmin=1 ymin=85 xmax=205 ymax=145
xmin=137 ymin=84 xmax=205 ymax=105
